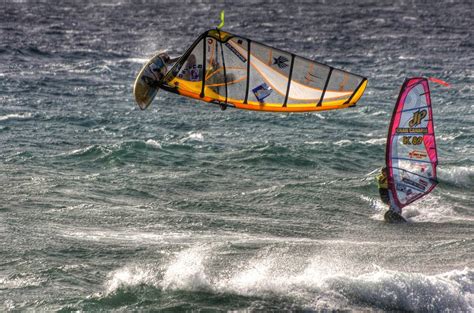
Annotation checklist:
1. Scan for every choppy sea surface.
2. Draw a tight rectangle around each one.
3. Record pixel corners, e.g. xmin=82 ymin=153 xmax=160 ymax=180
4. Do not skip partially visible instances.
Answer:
xmin=1 ymin=0 xmax=473 ymax=311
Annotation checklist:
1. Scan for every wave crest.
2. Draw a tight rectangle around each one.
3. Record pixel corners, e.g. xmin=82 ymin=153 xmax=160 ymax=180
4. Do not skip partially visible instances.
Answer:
xmin=438 ymin=165 xmax=474 ymax=187
xmin=96 ymin=246 xmax=473 ymax=311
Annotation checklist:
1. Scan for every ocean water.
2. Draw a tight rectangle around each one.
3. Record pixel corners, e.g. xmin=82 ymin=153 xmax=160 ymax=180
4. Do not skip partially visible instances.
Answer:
xmin=1 ymin=0 xmax=473 ymax=311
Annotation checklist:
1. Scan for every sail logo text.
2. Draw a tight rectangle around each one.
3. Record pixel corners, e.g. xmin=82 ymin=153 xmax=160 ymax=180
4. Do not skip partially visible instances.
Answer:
xmin=402 ymin=136 xmax=423 ymax=145
xmin=396 ymin=128 xmax=428 ymax=134
xmin=408 ymin=150 xmax=427 ymax=159
xmin=409 ymin=109 xmax=427 ymax=127
xmin=225 ymin=43 xmax=247 ymax=63
xmin=402 ymin=177 xmax=426 ymax=191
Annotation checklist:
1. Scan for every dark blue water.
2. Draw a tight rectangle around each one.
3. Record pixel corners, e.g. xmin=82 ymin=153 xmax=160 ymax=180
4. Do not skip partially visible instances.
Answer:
xmin=1 ymin=1 xmax=473 ymax=311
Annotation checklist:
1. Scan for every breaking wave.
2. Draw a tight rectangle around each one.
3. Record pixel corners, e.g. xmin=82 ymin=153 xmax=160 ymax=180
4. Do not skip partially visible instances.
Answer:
xmin=87 ymin=246 xmax=473 ymax=311
xmin=438 ymin=165 xmax=474 ymax=187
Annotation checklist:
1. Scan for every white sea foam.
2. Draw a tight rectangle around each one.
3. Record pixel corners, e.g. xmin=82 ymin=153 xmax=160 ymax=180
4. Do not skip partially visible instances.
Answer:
xmin=360 ymin=195 xmax=387 ymax=217
xmin=104 ymin=264 xmax=159 ymax=295
xmin=221 ymin=255 xmax=277 ymax=296
xmin=188 ymin=132 xmax=204 ymax=141
xmin=102 ymin=246 xmax=474 ymax=311
xmin=161 ymin=245 xmax=211 ymax=291
xmin=333 ymin=139 xmax=352 ymax=147
xmin=438 ymin=133 xmax=463 ymax=141
xmin=438 ymin=165 xmax=474 ymax=186
xmin=324 ymin=268 xmax=472 ymax=311
xmin=60 ymin=226 xmax=384 ymax=250
xmin=3 ymin=299 xmax=15 ymax=310
xmin=243 ymin=185 xmax=280 ymax=195
xmin=60 ymin=228 xmax=192 ymax=244
xmin=402 ymin=16 xmax=418 ymax=21
xmin=66 ymin=145 xmax=96 ymax=156
xmin=363 ymin=189 xmax=471 ymax=223
xmin=180 ymin=132 xmax=204 ymax=142
xmin=401 ymin=194 xmax=474 ymax=223
xmin=369 ymin=110 xmax=387 ymax=116
xmin=145 ymin=139 xmax=162 ymax=149
xmin=0 ymin=113 xmax=33 ymax=121
xmin=359 ymin=137 xmax=385 ymax=145
xmin=0 ymin=275 xmax=45 ymax=289
xmin=125 ymin=57 xmax=149 ymax=64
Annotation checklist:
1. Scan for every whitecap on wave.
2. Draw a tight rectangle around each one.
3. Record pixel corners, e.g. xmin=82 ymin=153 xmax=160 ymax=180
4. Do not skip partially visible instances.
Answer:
xmin=100 ymin=246 xmax=474 ymax=311
xmin=359 ymin=137 xmax=385 ymax=145
xmin=0 ymin=112 xmax=33 ymax=121
xmin=438 ymin=165 xmax=474 ymax=186
xmin=145 ymin=139 xmax=162 ymax=149
xmin=333 ymin=139 xmax=352 ymax=147
xmin=0 ymin=274 xmax=45 ymax=289
xmin=180 ymin=132 xmax=204 ymax=142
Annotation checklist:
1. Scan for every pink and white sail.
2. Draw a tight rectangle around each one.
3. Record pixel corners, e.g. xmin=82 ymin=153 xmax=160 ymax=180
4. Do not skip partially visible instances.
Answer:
xmin=386 ymin=77 xmax=438 ymax=211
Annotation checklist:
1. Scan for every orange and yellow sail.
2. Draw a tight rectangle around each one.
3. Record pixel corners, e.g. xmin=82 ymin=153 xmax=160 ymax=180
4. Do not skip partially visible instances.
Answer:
xmin=140 ymin=29 xmax=368 ymax=112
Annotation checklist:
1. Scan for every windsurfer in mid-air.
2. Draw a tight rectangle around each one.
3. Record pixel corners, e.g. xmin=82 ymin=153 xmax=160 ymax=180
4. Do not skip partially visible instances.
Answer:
xmin=376 ymin=167 xmax=406 ymax=223
xmin=139 ymin=52 xmax=180 ymax=91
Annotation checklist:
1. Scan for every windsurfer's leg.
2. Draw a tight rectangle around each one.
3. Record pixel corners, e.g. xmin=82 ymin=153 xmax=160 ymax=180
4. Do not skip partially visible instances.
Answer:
xmin=379 ymin=188 xmax=390 ymax=205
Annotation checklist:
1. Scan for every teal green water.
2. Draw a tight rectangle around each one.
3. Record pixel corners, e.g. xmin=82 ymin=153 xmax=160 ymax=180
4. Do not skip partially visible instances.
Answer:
xmin=1 ymin=1 xmax=473 ymax=311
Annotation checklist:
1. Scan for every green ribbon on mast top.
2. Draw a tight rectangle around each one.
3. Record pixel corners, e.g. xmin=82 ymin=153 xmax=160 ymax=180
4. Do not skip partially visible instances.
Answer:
xmin=217 ymin=10 xmax=225 ymax=29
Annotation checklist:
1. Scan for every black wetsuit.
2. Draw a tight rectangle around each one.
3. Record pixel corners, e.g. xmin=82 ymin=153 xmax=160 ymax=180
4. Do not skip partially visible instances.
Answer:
xmin=379 ymin=188 xmax=390 ymax=205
